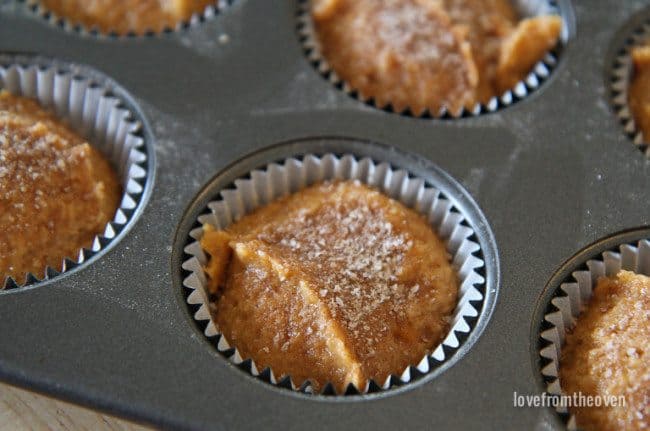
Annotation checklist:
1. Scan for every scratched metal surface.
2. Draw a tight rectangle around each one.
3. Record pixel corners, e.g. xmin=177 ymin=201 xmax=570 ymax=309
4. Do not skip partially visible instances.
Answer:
xmin=0 ymin=1 xmax=648 ymax=430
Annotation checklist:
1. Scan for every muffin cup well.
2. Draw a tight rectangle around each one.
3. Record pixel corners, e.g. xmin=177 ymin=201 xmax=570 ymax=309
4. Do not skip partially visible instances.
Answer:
xmin=0 ymin=55 xmax=151 ymax=289
xmin=297 ymin=0 xmax=567 ymax=118
xmin=182 ymin=153 xmax=487 ymax=395
xmin=23 ymin=0 xmax=233 ymax=38
xmin=609 ymin=15 xmax=650 ymax=154
xmin=538 ymin=238 xmax=650 ymax=429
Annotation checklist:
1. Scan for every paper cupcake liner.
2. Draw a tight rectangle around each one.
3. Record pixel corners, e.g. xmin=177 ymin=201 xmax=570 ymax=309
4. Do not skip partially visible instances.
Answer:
xmin=538 ymin=238 xmax=650 ymax=429
xmin=22 ymin=0 xmax=233 ymax=38
xmin=609 ymin=15 xmax=650 ymax=154
xmin=297 ymin=0 xmax=565 ymax=118
xmin=182 ymin=153 xmax=486 ymax=395
xmin=0 ymin=55 xmax=150 ymax=289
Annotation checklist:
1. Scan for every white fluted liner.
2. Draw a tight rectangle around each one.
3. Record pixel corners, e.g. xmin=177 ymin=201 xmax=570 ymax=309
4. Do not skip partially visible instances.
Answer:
xmin=0 ymin=59 xmax=148 ymax=289
xmin=539 ymin=239 xmax=650 ymax=429
xmin=297 ymin=0 xmax=564 ymax=118
xmin=26 ymin=0 xmax=232 ymax=36
xmin=182 ymin=153 xmax=486 ymax=394
xmin=610 ymin=20 xmax=650 ymax=153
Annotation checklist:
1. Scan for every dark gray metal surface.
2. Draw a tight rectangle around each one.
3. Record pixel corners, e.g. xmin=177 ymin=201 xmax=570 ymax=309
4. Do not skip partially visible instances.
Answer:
xmin=0 ymin=0 xmax=648 ymax=430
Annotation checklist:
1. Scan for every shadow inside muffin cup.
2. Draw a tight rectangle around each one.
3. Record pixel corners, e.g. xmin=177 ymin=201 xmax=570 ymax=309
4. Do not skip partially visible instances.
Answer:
xmin=297 ymin=0 xmax=573 ymax=119
xmin=180 ymin=143 xmax=497 ymax=396
xmin=0 ymin=55 xmax=152 ymax=290
xmin=22 ymin=0 xmax=233 ymax=38
xmin=535 ymin=229 xmax=650 ymax=429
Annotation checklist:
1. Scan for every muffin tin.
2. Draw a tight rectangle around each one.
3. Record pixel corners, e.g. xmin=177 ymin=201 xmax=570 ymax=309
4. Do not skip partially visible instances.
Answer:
xmin=1 ymin=0 xmax=649 ymax=429
xmin=0 ymin=55 xmax=153 ymax=289
xmin=534 ymin=230 xmax=650 ymax=429
xmin=180 ymin=143 xmax=496 ymax=395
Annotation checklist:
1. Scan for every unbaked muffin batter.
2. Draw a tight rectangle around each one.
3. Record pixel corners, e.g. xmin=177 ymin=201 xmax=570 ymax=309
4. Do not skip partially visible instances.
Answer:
xmin=201 ymin=181 xmax=459 ymax=392
xmin=0 ymin=91 xmax=120 ymax=285
xmin=40 ymin=0 xmax=214 ymax=34
xmin=560 ymin=271 xmax=650 ymax=431
xmin=629 ymin=44 xmax=650 ymax=140
xmin=311 ymin=0 xmax=562 ymax=115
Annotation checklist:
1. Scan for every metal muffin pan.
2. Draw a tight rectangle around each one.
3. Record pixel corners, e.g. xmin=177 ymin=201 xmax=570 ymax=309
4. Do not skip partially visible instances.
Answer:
xmin=0 ymin=0 xmax=649 ymax=429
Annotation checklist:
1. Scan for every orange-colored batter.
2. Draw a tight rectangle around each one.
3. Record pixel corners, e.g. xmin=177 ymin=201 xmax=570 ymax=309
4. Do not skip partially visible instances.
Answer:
xmin=629 ymin=45 xmax=650 ymax=140
xmin=40 ymin=0 xmax=215 ymax=34
xmin=560 ymin=271 xmax=650 ymax=431
xmin=0 ymin=91 xmax=120 ymax=285
xmin=201 ymin=181 xmax=459 ymax=392
xmin=311 ymin=0 xmax=562 ymax=115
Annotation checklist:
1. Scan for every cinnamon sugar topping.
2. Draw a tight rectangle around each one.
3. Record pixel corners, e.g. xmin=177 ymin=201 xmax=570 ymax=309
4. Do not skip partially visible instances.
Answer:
xmin=39 ymin=0 xmax=215 ymax=35
xmin=258 ymin=197 xmax=411 ymax=343
xmin=560 ymin=270 xmax=650 ymax=430
xmin=201 ymin=180 xmax=459 ymax=392
xmin=310 ymin=0 xmax=562 ymax=114
xmin=0 ymin=91 xmax=121 ymax=285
